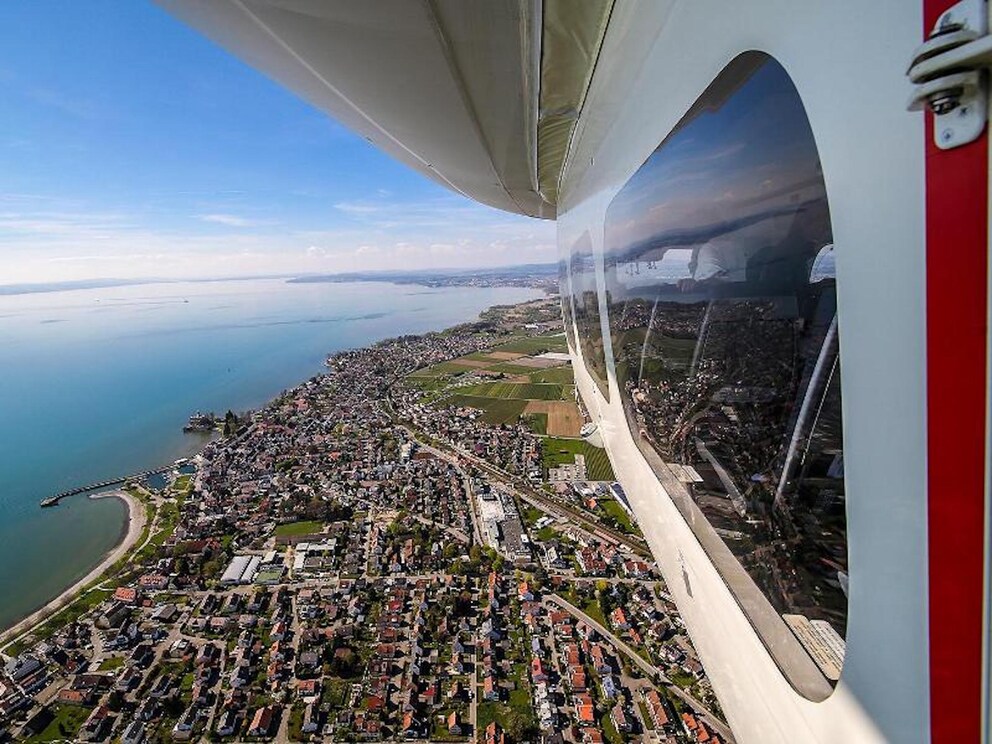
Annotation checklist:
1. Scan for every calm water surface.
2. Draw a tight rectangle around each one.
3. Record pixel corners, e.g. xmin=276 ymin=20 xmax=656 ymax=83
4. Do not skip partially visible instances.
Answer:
xmin=0 ymin=278 xmax=541 ymax=629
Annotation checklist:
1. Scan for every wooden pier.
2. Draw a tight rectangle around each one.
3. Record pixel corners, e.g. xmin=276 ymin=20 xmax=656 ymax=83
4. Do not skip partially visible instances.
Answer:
xmin=39 ymin=461 xmax=186 ymax=508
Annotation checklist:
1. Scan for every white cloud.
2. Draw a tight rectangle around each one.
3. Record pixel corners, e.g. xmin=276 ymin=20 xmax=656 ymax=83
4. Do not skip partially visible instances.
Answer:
xmin=198 ymin=213 xmax=271 ymax=227
xmin=333 ymin=201 xmax=382 ymax=214
xmin=0 ymin=194 xmax=557 ymax=285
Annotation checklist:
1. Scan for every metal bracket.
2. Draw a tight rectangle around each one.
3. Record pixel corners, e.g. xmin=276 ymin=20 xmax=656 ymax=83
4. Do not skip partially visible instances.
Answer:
xmin=907 ymin=0 xmax=991 ymax=149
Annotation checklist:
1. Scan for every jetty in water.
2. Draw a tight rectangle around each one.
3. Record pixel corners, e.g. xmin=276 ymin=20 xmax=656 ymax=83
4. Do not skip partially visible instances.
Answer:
xmin=39 ymin=459 xmax=189 ymax=508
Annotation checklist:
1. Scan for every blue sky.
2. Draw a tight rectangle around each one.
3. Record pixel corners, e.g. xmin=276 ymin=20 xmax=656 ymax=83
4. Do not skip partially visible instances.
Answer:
xmin=0 ymin=2 xmax=555 ymax=283
xmin=605 ymin=56 xmax=825 ymax=257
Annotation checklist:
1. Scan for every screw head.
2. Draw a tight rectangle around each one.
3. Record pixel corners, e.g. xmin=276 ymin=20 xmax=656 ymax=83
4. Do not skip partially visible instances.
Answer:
xmin=930 ymin=95 xmax=960 ymax=115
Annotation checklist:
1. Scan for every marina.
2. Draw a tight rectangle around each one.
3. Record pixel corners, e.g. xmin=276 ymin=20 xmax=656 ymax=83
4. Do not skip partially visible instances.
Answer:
xmin=39 ymin=460 xmax=188 ymax=508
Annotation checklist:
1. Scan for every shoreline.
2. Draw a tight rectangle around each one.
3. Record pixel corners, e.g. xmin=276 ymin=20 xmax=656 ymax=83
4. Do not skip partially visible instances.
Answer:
xmin=0 ymin=489 xmax=147 ymax=652
xmin=0 ymin=290 xmax=550 ymax=652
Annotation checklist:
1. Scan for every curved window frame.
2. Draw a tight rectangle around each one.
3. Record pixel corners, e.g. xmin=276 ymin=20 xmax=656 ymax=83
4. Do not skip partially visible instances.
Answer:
xmin=602 ymin=51 xmax=846 ymax=700
xmin=559 ymin=253 xmax=578 ymax=353
xmin=569 ymin=231 xmax=610 ymax=400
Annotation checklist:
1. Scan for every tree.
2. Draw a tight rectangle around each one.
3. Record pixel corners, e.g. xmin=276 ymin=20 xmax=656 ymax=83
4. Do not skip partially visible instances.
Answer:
xmin=304 ymin=497 xmax=326 ymax=522
xmin=107 ymin=690 xmax=124 ymax=712
xmin=505 ymin=711 xmax=536 ymax=741
xmin=202 ymin=558 xmax=222 ymax=578
xmin=330 ymin=647 xmax=358 ymax=677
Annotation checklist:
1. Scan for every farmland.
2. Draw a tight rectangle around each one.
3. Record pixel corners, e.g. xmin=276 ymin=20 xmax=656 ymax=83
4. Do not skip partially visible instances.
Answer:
xmin=523 ymin=400 xmax=582 ymax=436
xmin=403 ymin=329 xmax=586 ymax=437
xmin=490 ymin=334 xmax=568 ymax=355
xmin=527 ymin=365 xmax=574 ymax=385
xmin=443 ymin=394 xmax=528 ymax=424
xmin=541 ymin=436 xmax=615 ymax=481
xmin=486 ymin=362 xmax=547 ymax=375
xmin=522 ymin=411 xmax=548 ymax=434
xmin=456 ymin=381 xmax=565 ymax=401
xmin=408 ymin=360 xmax=477 ymax=378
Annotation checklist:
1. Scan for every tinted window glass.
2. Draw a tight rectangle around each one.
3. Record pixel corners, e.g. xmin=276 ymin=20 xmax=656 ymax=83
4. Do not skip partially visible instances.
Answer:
xmin=604 ymin=52 xmax=845 ymax=695
xmin=559 ymin=255 xmax=577 ymax=352
xmin=570 ymin=232 xmax=610 ymax=399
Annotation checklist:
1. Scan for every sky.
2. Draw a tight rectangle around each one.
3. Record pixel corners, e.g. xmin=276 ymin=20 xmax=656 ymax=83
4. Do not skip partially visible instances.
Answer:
xmin=0 ymin=2 xmax=556 ymax=284
xmin=605 ymin=55 xmax=826 ymax=261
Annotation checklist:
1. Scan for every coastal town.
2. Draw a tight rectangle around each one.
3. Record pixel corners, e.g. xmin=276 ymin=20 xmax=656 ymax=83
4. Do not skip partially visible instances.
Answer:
xmin=0 ymin=298 xmax=730 ymax=744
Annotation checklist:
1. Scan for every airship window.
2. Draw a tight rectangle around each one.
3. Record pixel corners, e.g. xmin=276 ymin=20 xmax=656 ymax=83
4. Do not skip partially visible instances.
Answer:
xmin=604 ymin=51 xmax=846 ymax=698
xmin=559 ymin=255 xmax=578 ymax=352
xmin=570 ymin=232 xmax=610 ymax=399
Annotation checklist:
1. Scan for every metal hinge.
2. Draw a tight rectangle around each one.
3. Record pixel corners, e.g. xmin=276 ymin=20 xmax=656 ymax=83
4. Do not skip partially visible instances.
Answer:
xmin=908 ymin=0 xmax=992 ymax=149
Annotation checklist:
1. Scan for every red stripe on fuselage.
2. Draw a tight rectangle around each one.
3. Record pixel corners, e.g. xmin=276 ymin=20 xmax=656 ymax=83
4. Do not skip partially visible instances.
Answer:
xmin=924 ymin=2 xmax=989 ymax=741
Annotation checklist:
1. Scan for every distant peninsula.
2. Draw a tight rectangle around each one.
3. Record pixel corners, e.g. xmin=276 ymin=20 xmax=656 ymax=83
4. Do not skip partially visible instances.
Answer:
xmin=287 ymin=262 xmax=558 ymax=292
xmin=0 ymin=263 xmax=560 ymax=298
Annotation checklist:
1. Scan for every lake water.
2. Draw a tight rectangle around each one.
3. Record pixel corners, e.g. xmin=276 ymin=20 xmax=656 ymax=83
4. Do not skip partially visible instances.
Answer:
xmin=0 ymin=278 xmax=542 ymax=629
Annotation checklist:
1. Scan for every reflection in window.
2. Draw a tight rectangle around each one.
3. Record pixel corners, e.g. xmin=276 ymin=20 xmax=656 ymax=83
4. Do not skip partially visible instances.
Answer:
xmin=570 ymin=233 xmax=610 ymax=399
xmin=604 ymin=52 xmax=846 ymax=692
xmin=559 ymin=255 xmax=577 ymax=352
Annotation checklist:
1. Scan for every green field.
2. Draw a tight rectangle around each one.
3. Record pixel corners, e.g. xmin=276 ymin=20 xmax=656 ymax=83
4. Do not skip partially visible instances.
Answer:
xmin=323 ymin=677 xmax=351 ymax=708
xmin=541 ymin=437 xmax=615 ymax=481
xmin=582 ymin=597 xmax=609 ymax=628
xmin=483 ymin=362 xmax=544 ymax=376
xmin=24 ymin=705 xmax=90 ymax=743
xmin=98 ymin=656 xmax=125 ymax=671
xmin=527 ymin=366 xmax=574 ymax=385
xmin=542 ymin=437 xmax=586 ymax=468
xmin=460 ymin=351 xmax=495 ymax=361
xmin=457 ymin=382 xmax=564 ymax=401
xmin=600 ymin=498 xmax=638 ymax=534
xmin=444 ymin=395 xmax=528 ymax=424
xmin=522 ymin=506 xmax=542 ymax=526
xmin=522 ymin=412 xmax=547 ymax=435
xmin=274 ymin=520 xmax=325 ymax=537
xmin=409 ymin=361 xmax=472 ymax=377
xmin=416 ymin=333 xmax=577 ymax=432
xmin=537 ymin=526 xmax=557 ymax=541
xmin=406 ymin=375 xmax=454 ymax=392
xmin=492 ymin=334 xmax=568 ymax=355
xmin=476 ymin=681 xmax=537 ymax=739
xmin=476 ymin=703 xmax=502 ymax=734
xmin=171 ymin=474 xmax=192 ymax=493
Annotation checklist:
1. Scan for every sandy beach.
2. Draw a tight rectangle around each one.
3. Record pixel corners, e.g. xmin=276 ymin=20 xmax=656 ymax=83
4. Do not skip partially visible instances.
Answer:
xmin=0 ymin=489 xmax=147 ymax=653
